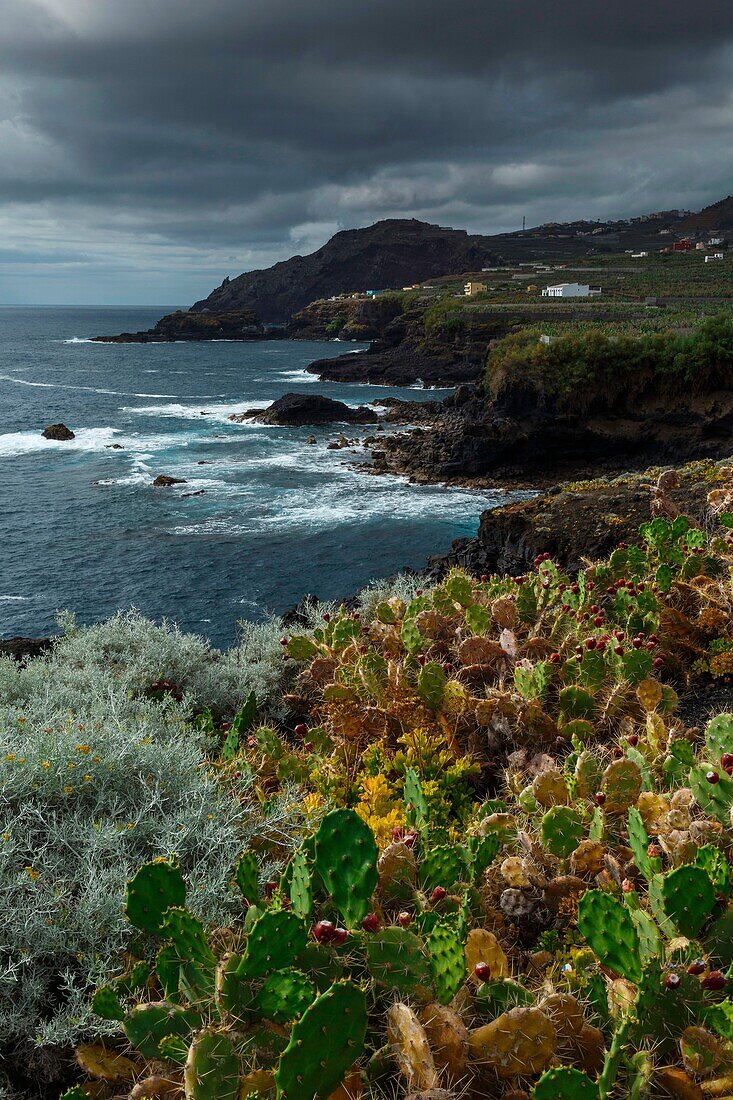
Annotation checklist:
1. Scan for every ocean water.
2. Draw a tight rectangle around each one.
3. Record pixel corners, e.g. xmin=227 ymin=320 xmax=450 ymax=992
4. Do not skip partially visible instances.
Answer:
xmin=0 ymin=307 xmax=517 ymax=647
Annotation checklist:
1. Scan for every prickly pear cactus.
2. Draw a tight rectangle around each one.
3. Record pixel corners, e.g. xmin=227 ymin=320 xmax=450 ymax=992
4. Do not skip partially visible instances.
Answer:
xmin=387 ymin=1002 xmax=439 ymax=1091
xmin=541 ymin=805 xmax=585 ymax=858
xmin=534 ymin=1066 xmax=599 ymax=1099
xmin=689 ymin=763 xmax=733 ymax=824
xmin=184 ymin=1029 xmax=239 ymax=1100
xmin=577 ymin=889 xmax=642 ymax=982
xmin=235 ymin=850 xmax=260 ymax=903
xmin=314 ymin=809 xmax=378 ymax=928
xmin=427 ymin=917 xmax=465 ymax=1004
xmin=288 ymin=847 xmax=312 ymax=919
xmin=420 ymin=843 xmax=466 ymax=892
xmin=417 ymin=661 xmax=446 ymax=709
xmin=403 ymin=767 xmax=429 ymax=828
xmin=705 ymin=713 xmax=733 ymax=760
xmin=236 ymin=910 xmax=308 ymax=979
xmin=659 ymin=865 xmax=716 ymax=938
xmin=274 ymin=981 xmax=367 ymax=1100
xmin=366 ymin=926 xmax=432 ymax=994
xmin=601 ymin=758 xmax=642 ymax=816
xmin=627 ymin=806 xmax=656 ymax=881
xmin=253 ymin=969 xmax=315 ymax=1023
xmin=468 ymin=1005 xmax=555 ymax=1077
xmin=125 ymin=859 xmax=186 ymax=933
xmin=91 ymin=984 xmax=124 ymax=1021
xmin=123 ymin=1002 xmax=200 ymax=1059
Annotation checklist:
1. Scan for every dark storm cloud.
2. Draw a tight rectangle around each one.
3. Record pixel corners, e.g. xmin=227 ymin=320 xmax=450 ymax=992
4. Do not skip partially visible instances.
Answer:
xmin=1 ymin=0 xmax=733 ymax=302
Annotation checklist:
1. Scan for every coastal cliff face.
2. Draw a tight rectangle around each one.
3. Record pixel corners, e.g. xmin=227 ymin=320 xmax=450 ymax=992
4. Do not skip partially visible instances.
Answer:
xmin=190 ymin=218 xmax=500 ymax=321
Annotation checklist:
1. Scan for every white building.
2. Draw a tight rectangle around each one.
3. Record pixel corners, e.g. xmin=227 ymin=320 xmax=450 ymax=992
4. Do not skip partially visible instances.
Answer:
xmin=541 ymin=282 xmax=601 ymax=298
xmin=631 ymin=252 xmax=649 ymax=258
xmin=704 ymin=253 xmax=725 ymax=263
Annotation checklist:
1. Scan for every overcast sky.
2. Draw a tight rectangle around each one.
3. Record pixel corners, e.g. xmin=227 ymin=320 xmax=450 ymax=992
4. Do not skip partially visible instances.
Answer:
xmin=2 ymin=0 xmax=733 ymax=305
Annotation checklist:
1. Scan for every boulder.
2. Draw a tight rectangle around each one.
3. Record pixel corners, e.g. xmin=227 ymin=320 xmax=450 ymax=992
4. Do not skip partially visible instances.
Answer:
xmin=233 ymin=393 xmax=378 ymax=427
xmin=42 ymin=423 xmax=75 ymax=441
xmin=152 ymin=475 xmax=187 ymax=487
xmin=0 ymin=637 xmax=53 ymax=662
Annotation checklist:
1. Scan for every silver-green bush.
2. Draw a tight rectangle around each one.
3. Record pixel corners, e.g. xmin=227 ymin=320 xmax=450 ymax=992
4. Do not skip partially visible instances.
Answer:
xmin=0 ymin=611 xmax=303 ymax=1092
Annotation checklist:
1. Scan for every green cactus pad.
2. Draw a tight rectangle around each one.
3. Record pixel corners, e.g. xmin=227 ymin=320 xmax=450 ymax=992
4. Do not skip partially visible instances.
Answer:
xmin=235 ymin=851 xmax=260 ymax=903
xmin=695 ymin=844 xmax=731 ymax=897
xmin=627 ymin=806 xmax=655 ymax=881
xmin=403 ymin=767 xmax=429 ymax=828
xmin=467 ymin=832 xmax=500 ymax=880
xmin=286 ymin=635 xmax=318 ymax=660
xmin=400 ymin=616 xmax=423 ymax=654
xmin=659 ymin=865 xmax=716 ymax=938
xmin=578 ymin=889 xmax=642 ymax=983
xmin=160 ymin=907 xmax=216 ymax=999
xmin=534 ymin=1067 xmax=598 ymax=1099
xmin=419 ymin=843 xmax=467 ymax=892
xmin=253 ymin=969 xmax=315 ymax=1023
xmin=690 ymin=763 xmax=733 ymax=824
xmin=59 ymin=1089 xmax=88 ymax=1100
xmin=184 ymin=1029 xmax=239 ymax=1100
xmin=541 ymin=805 xmax=584 ymax=858
xmin=705 ymin=909 xmax=733 ymax=968
xmin=156 ymin=943 xmax=183 ymax=1000
xmin=426 ymin=917 xmax=465 ymax=1004
xmin=706 ymin=713 xmax=733 ymax=760
xmin=123 ymin=1001 xmax=200 ymax=1059
xmin=159 ymin=1032 xmax=189 ymax=1064
xmin=417 ymin=661 xmax=446 ymax=709
xmin=366 ymin=926 xmax=432 ymax=994
xmin=630 ymin=907 xmax=662 ymax=964
xmin=215 ymin=952 xmax=254 ymax=1020
xmin=288 ymin=847 xmax=313 ymax=919
xmin=91 ymin=984 xmax=124 ymax=1021
xmin=559 ymin=685 xmax=597 ymax=721
xmin=125 ymin=859 xmax=186 ymax=933
xmin=314 ymin=809 xmax=378 ymax=928
xmin=474 ymin=978 xmax=534 ymax=1016
xmin=274 ymin=981 xmax=367 ymax=1100
xmin=237 ymin=910 xmax=308 ymax=980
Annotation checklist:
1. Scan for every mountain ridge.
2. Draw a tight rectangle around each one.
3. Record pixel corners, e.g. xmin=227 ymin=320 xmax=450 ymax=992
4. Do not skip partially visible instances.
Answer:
xmin=190 ymin=195 xmax=733 ymax=322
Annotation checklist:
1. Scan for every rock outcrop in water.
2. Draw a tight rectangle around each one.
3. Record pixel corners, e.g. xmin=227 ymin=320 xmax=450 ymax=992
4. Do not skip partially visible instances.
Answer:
xmin=42 ymin=424 xmax=75 ymax=440
xmin=230 ymin=392 xmax=379 ymax=426
xmin=93 ymin=309 xmax=269 ymax=343
xmin=153 ymin=475 xmax=187 ymax=487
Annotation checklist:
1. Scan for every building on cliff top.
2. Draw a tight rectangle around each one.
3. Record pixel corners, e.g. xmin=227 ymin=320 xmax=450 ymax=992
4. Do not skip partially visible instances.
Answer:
xmin=541 ymin=282 xmax=602 ymax=298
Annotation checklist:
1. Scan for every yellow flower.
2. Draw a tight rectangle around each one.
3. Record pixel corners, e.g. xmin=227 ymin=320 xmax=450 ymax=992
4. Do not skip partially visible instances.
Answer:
xmin=1 ymin=833 xmax=10 ymax=841
xmin=25 ymin=866 xmax=39 ymax=881
xmin=5 ymin=753 xmax=16 ymax=763
xmin=83 ymin=773 xmax=92 ymax=782
xmin=17 ymin=716 xmax=26 ymax=724
xmin=41 ymin=760 xmax=51 ymax=770
xmin=64 ymin=785 xmax=74 ymax=794
xmin=67 ymin=762 xmax=76 ymax=769
xmin=75 ymin=744 xmax=90 ymax=754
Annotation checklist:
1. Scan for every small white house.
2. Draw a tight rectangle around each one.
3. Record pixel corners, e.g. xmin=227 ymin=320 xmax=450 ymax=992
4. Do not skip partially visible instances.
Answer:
xmin=541 ymin=282 xmax=601 ymax=298
xmin=704 ymin=253 xmax=725 ymax=263
xmin=631 ymin=251 xmax=649 ymax=258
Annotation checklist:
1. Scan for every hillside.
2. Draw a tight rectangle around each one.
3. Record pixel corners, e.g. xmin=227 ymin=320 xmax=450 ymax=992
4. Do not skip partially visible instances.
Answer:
xmin=191 ymin=219 xmax=501 ymax=321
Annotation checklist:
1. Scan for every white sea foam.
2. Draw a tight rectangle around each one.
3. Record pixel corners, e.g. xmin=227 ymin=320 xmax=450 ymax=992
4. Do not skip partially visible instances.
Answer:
xmin=277 ymin=368 xmax=320 ymax=383
xmin=0 ymin=595 xmax=36 ymax=602
xmin=0 ymin=426 xmax=125 ymax=457
xmin=122 ymin=401 xmax=271 ymax=424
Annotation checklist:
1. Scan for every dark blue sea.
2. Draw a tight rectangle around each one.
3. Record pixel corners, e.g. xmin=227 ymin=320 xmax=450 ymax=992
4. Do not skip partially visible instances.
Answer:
xmin=0 ymin=307 xmax=515 ymax=647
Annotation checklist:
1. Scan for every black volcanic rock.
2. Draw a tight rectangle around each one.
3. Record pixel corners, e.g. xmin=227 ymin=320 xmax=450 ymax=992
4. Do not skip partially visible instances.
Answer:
xmin=94 ymin=309 xmax=268 ymax=343
xmin=191 ymin=219 xmax=501 ymax=321
xmin=230 ymin=392 xmax=379 ymax=426
xmin=42 ymin=424 xmax=75 ymax=440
